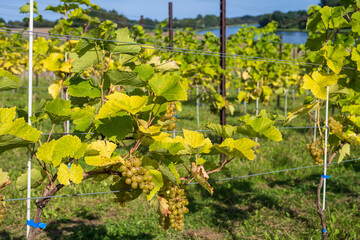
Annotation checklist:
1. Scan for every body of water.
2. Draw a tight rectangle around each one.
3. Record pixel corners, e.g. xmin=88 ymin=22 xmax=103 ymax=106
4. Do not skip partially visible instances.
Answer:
xmin=197 ymin=25 xmax=308 ymax=44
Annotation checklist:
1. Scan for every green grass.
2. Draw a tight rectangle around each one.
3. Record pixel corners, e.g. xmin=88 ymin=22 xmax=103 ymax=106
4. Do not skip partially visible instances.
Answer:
xmin=1 ymin=81 xmax=360 ymax=239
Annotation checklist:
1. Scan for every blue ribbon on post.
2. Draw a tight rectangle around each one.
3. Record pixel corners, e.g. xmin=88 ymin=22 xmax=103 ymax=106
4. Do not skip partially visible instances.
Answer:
xmin=27 ymin=219 xmax=46 ymax=229
xmin=322 ymin=228 xmax=327 ymax=233
xmin=321 ymin=175 xmax=330 ymax=179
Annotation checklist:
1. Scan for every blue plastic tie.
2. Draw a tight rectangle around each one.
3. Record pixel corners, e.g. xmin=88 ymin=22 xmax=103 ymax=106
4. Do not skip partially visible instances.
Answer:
xmin=27 ymin=219 xmax=46 ymax=229
xmin=197 ymin=102 xmax=201 ymax=106
xmin=174 ymin=114 xmax=177 ymax=118
xmin=322 ymin=228 xmax=327 ymax=233
xmin=244 ymin=102 xmax=247 ymax=106
xmin=321 ymin=175 xmax=330 ymax=179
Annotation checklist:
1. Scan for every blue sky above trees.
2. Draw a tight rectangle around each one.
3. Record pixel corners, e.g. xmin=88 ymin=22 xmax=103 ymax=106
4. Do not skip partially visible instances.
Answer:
xmin=1 ymin=0 xmax=320 ymax=22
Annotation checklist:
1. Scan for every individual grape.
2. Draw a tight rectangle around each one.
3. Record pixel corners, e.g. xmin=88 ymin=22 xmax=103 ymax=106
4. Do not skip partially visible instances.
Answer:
xmin=131 ymin=182 xmax=138 ymax=189
xmin=125 ymin=178 xmax=132 ymax=185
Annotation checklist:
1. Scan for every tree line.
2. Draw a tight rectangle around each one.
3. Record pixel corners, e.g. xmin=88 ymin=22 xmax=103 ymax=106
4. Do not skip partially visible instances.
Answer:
xmin=2 ymin=1 xmax=342 ymax=30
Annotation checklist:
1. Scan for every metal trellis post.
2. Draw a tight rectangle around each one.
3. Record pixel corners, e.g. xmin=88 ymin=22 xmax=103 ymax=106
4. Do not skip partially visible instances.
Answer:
xmin=219 ymin=0 xmax=226 ymax=129
xmin=169 ymin=2 xmax=173 ymax=50
xmin=219 ymin=0 xmax=226 ymax=162
xmin=140 ymin=15 xmax=144 ymax=27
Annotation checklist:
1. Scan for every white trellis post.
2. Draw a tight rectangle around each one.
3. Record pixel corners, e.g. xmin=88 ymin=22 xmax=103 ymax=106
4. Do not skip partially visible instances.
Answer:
xmin=196 ymin=85 xmax=200 ymax=128
xmin=322 ymin=86 xmax=330 ymax=233
xmin=26 ymin=0 xmax=34 ymax=237
xmin=314 ymin=100 xmax=318 ymax=142
xmin=255 ymin=81 xmax=259 ymax=143
xmin=64 ymin=51 xmax=69 ymax=134
xmin=284 ymin=75 xmax=288 ymax=118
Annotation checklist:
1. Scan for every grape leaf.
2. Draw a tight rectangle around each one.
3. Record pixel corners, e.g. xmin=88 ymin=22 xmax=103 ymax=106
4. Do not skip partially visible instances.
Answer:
xmin=48 ymin=80 xmax=62 ymax=99
xmin=338 ymin=143 xmax=350 ymax=162
xmin=191 ymin=162 xmax=213 ymax=195
xmin=108 ymin=28 xmax=141 ymax=55
xmin=0 ymin=169 xmax=10 ymax=189
xmin=0 ymin=69 xmax=21 ymax=91
xmin=95 ymin=92 xmax=148 ymax=119
xmin=104 ymin=70 xmax=146 ymax=87
xmin=58 ymin=163 xmax=84 ymax=186
xmin=95 ymin=115 xmax=133 ymax=142
xmin=147 ymin=169 xmax=163 ymax=200
xmin=302 ymin=71 xmax=338 ymax=100
xmin=285 ymin=101 xmax=320 ymax=125
xmin=36 ymin=135 xmax=87 ymax=167
xmin=0 ymin=107 xmax=41 ymax=154
xmin=206 ymin=123 xmax=238 ymax=138
xmin=64 ymin=75 xmax=101 ymax=98
xmin=45 ymin=99 xmax=72 ymax=124
xmin=134 ymin=64 xmax=154 ymax=82
xmin=149 ymin=75 xmax=187 ymax=101
xmin=16 ymin=168 xmax=47 ymax=191
xmin=238 ymin=115 xmax=282 ymax=141
xmin=85 ymin=140 xmax=124 ymax=166
xmin=183 ymin=129 xmax=212 ymax=154
xmin=214 ymin=138 xmax=257 ymax=160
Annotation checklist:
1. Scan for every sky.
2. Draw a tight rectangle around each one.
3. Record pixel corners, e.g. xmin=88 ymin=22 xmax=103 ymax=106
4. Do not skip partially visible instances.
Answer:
xmin=0 ymin=0 xmax=320 ymax=22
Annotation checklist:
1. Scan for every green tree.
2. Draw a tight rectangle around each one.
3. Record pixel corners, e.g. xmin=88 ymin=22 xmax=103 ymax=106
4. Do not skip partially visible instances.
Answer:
xmin=320 ymin=0 xmax=341 ymax=7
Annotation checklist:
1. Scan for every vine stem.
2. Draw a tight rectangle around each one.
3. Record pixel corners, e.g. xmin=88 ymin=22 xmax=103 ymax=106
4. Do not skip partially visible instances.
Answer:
xmin=27 ymin=168 xmax=122 ymax=239
xmin=47 ymin=124 xmax=55 ymax=143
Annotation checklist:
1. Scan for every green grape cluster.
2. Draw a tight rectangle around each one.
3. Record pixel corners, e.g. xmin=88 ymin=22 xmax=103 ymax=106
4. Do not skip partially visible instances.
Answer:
xmin=0 ymin=194 xmax=5 ymax=225
xmin=161 ymin=102 xmax=176 ymax=131
xmin=306 ymin=142 xmax=323 ymax=165
xmin=120 ymin=159 xmax=155 ymax=193
xmin=329 ymin=117 xmax=343 ymax=135
xmin=159 ymin=185 xmax=189 ymax=231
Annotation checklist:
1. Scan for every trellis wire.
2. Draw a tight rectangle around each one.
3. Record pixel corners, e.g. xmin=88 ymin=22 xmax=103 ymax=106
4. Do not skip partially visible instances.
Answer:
xmin=39 ymin=126 xmax=322 ymax=137
xmin=3 ymin=157 xmax=360 ymax=203
xmin=0 ymin=27 xmax=336 ymax=68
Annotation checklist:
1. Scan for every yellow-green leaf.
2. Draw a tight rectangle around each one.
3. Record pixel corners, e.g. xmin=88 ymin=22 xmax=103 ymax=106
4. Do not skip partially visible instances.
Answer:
xmin=183 ymin=129 xmax=212 ymax=153
xmin=96 ymin=92 xmax=148 ymax=119
xmin=48 ymin=80 xmax=62 ymax=99
xmin=147 ymin=169 xmax=163 ymax=200
xmin=58 ymin=163 xmax=84 ymax=186
xmin=215 ymin=138 xmax=258 ymax=160
xmin=36 ymin=135 xmax=87 ymax=167
xmin=85 ymin=140 xmax=124 ymax=166
xmin=302 ymin=71 xmax=338 ymax=99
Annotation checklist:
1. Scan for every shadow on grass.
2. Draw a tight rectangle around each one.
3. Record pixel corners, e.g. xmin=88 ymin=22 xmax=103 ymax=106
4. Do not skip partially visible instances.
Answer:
xmin=44 ymin=219 xmax=154 ymax=240
xmin=188 ymin=177 xmax=318 ymax=238
xmin=0 ymin=230 xmax=23 ymax=240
